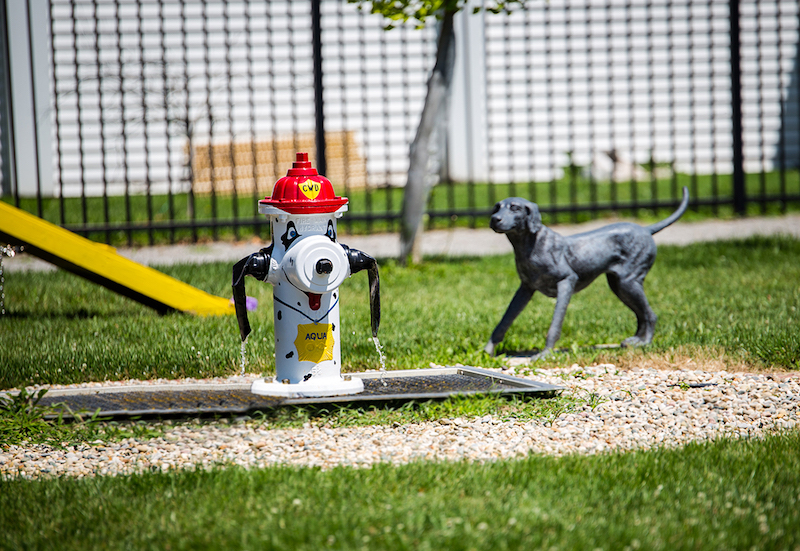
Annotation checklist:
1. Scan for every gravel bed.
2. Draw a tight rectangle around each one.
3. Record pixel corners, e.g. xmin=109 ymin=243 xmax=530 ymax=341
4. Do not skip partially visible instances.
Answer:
xmin=2 ymin=365 xmax=798 ymax=480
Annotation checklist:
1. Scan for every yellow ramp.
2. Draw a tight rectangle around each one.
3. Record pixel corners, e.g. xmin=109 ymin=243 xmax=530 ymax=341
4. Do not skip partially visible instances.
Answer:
xmin=0 ymin=201 xmax=234 ymax=316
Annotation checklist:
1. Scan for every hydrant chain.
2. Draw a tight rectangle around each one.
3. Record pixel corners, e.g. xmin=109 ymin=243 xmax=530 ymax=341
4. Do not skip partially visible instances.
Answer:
xmin=273 ymin=294 xmax=340 ymax=325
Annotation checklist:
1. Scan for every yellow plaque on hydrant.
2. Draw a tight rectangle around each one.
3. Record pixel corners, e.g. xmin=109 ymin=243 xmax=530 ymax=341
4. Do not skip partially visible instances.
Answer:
xmin=294 ymin=323 xmax=334 ymax=363
xmin=299 ymin=179 xmax=322 ymax=200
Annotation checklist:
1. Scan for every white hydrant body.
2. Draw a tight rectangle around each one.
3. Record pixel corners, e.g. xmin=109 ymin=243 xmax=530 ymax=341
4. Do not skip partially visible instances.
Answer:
xmin=254 ymin=212 xmax=360 ymax=396
xmin=233 ymin=153 xmax=379 ymax=398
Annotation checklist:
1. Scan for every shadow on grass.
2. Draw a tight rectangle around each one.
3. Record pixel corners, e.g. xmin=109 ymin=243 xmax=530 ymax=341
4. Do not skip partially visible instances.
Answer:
xmin=1 ymin=309 xmax=144 ymax=320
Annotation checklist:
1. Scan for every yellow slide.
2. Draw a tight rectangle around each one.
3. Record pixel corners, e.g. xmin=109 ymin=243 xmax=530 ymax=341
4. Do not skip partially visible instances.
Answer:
xmin=0 ymin=201 xmax=234 ymax=316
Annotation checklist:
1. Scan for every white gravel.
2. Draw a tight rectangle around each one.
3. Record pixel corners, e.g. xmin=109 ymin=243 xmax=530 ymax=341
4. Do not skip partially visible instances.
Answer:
xmin=2 ymin=365 xmax=798 ymax=480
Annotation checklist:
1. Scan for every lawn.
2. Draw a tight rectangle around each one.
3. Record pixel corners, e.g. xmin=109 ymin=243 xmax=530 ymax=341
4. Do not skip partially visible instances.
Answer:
xmin=1 ymin=236 xmax=798 ymax=390
xmin=1 ymin=236 xmax=799 ymax=549
xmin=1 ymin=430 xmax=799 ymax=550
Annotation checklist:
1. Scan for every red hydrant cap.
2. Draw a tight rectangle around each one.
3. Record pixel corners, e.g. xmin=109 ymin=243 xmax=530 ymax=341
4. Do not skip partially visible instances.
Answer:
xmin=260 ymin=153 xmax=348 ymax=214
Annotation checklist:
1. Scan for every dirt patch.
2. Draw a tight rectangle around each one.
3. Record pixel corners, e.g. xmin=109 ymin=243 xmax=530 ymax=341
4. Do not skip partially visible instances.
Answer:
xmin=602 ymin=346 xmax=753 ymax=372
xmin=507 ymin=345 xmax=800 ymax=380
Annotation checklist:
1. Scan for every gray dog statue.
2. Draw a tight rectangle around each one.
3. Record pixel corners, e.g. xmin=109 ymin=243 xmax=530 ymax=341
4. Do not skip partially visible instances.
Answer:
xmin=484 ymin=187 xmax=689 ymax=361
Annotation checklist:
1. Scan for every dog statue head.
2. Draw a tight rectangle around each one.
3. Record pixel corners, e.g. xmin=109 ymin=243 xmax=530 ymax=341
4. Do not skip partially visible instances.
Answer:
xmin=490 ymin=198 xmax=543 ymax=235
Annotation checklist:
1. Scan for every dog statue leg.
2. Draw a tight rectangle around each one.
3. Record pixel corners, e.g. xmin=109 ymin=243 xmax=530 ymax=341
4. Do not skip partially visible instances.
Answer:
xmin=606 ymin=274 xmax=658 ymax=347
xmin=531 ymin=278 xmax=576 ymax=361
xmin=484 ymin=286 xmax=534 ymax=356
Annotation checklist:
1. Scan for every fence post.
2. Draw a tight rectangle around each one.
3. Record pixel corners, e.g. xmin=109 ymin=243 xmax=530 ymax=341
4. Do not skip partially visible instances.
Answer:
xmin=311 ymin=0 xmax=326 ymax=176
xmin=2 ymin=0 xmax=53 ymax=205
xmin=0 ymin=0 xmax=16 ymax=198
xmin=729 ymin=0 xmax=746 ymax=215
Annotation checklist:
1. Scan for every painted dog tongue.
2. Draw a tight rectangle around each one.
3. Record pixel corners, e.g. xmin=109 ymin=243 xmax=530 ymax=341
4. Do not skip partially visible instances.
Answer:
xmin=306 ymin=292 xmax=322 ymax=311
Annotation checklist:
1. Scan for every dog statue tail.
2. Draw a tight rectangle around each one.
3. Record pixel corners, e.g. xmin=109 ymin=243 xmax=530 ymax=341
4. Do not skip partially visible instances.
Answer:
xmin=645 ymin=186 xmax=689 ymax=235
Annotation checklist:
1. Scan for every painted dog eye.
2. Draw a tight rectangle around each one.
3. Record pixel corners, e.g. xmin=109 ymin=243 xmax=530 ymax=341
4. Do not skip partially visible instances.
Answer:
xmin=326 ymin=220 xmax=336 ymax=242
xmin=280 ymin=221 xmax=301 ymax=249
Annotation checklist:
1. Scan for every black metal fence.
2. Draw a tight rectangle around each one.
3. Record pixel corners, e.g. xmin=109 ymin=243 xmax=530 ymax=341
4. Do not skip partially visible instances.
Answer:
xmin=1 ymin=0 xmax=798 ymax=246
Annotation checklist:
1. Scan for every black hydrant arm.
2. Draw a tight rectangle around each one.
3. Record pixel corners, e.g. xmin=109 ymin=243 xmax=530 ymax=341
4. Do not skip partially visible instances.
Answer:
xmin=340 ymin=244 xmax=381 ymax=338
xmin=232 ymin=245 xmax=274 ymax=342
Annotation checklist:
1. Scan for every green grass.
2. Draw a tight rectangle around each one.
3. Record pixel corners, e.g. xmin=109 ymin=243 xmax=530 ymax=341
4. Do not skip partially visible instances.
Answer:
xmin=425 ymin=170 xmax=800 ymax=227
xmin=0 ymin=385 xmax=164 ymax=447
xmin=2 ymin=430 xmax=799 ymax=550
xmin=0 ymin=388 xmax=104 ymax=446
xmin=6 ymin=169 xmax=799 ymax=245
xmin=247 ymin=390 xmax=598 ymax=431
xmin=1 ymin=237 xmax=799 ymax=549
xmin=0 ymin=391 xmax=593 ymax=447
xmin=1 ymin=236 xmax=799 ymax=390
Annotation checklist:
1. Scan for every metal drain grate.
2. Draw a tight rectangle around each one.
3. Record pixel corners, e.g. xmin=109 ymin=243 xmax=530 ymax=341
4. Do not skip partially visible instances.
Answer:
xmin=33 ymin=367 xmax=562 ymax=419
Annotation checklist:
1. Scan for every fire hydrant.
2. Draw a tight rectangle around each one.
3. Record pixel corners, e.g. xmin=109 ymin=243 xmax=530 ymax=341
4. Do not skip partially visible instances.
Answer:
xmin=232 ymin=153 xmax=380 ymax=397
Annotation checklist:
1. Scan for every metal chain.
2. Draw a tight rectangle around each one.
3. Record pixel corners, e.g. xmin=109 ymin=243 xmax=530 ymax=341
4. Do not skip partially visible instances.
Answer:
xmin=0 ymin=245 xmax=15 ymax=315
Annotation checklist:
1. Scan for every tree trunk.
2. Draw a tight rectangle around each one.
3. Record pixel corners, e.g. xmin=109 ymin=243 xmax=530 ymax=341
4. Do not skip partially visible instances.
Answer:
xmin=399 ymin=10 xmax=456 ymax=264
